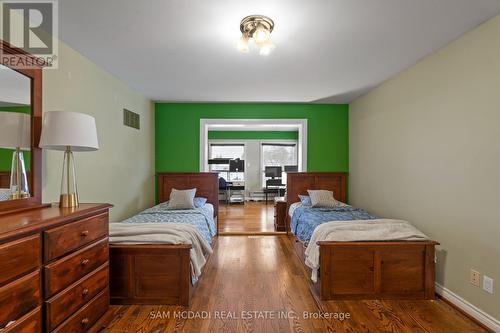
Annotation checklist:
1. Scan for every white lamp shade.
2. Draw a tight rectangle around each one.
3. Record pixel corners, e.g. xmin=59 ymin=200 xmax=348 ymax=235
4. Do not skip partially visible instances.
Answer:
xmin=0 ymin=112 xmax=30 ymax=150
xmin=39 ymin=111 xmax=99 ymax=151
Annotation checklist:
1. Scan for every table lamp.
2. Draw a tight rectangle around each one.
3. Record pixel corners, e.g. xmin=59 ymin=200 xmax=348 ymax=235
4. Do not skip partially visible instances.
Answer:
xmin=39 ymin=111 xmax=99 ymax=208
xmin=0 ymin=112 xmax=31 ymax=199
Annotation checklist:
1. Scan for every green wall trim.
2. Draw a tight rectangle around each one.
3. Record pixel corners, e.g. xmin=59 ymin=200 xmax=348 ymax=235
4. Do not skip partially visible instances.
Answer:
xmin=155 ymin=103 xmax=349 ymax=173
xmin=208 ymin=131 xmax=298 ymax=140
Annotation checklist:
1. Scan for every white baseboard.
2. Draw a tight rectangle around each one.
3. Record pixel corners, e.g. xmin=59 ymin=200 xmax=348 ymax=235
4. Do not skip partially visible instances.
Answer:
xmin=435 ymin=283 xmax=500 ymax=332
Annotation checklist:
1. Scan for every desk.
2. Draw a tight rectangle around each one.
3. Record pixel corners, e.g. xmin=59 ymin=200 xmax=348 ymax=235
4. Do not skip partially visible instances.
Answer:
xmin=263 ymin=186 xmax=286 ymax=204
xmin=226 ymin=182 xmax=245 ymax=204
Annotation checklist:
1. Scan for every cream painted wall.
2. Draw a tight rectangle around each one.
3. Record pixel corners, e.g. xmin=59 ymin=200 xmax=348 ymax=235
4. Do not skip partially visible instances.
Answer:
xmin=42 ymin=42 xmax=154 ymax=221
xmin=350 ymin=14 xmax=500 ymax=320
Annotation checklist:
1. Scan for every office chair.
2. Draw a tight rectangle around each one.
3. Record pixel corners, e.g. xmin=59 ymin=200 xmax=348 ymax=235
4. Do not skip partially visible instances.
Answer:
xmin=218 ymin=177 xmax=229 ymax=204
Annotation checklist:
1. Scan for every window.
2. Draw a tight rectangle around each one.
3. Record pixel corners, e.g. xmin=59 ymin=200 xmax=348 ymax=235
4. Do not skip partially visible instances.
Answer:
xmin=209 ymin=143 xmax=245 ymax=181
xmin=210 ymin=144 xmax=245 ymax=160
xmin=261 ymin=142 xmax=297 ymax=186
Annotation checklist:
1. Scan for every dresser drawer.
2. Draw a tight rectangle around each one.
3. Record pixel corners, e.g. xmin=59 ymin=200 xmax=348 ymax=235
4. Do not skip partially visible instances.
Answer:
xmin=44 ymin=213 xmax=108 ymax=261
xmin=52 ymin=288 xmax=109 ymax=333
xmin=46 ymin=263 xmax=109 ymax=331
xmin=0 ymin=307 xmax=42 ymax=333
xmin=0 ymin=270 xmax=40 ymax=328
xmin=44 ymin=238 xmax=108 ymax=297
xmin=0 ymin=234 xmax=40 ymax=286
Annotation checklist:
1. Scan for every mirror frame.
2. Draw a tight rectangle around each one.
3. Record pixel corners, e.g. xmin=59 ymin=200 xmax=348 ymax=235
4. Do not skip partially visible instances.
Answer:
xmin=0 ymin=39 xmax=43 ymax=214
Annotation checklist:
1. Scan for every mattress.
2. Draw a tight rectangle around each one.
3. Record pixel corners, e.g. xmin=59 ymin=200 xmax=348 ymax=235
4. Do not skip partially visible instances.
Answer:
xmin=289 ymin=202 xmax=377 ymax=245
xmin=121 ymin=202 xmax=216 ymax=246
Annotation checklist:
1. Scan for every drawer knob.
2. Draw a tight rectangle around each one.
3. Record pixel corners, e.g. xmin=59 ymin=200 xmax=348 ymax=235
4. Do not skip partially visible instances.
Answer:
xmin=81 ymin=318 xmax=89 ymax=326
xmin=80 ymin=230 xmax=89 ymax=237
xmin=81 ymin=259 xmax=90 ymax=266
xmin=82 ymin=288 xmax=89 ymax=297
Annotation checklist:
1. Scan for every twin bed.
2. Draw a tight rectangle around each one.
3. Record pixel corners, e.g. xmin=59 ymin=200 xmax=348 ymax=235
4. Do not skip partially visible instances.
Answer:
xmin=109 ymin=172 xmax=438 ymax=306
xmin=286 ymin=172 xmax=438 ymax=301
xmin=109 ymin=173 xmax=218 ymax=306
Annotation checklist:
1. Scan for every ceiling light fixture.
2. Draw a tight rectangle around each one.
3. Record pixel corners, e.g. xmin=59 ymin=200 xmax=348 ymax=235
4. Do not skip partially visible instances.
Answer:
xmin=238 ymin=15 xmax=275 ymax=55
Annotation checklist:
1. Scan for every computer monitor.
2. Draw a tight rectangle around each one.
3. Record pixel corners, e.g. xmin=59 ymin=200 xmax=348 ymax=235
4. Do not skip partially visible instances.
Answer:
xmin=229 ymin=159 xmax=244 ymax=172
xmin=265 ymin=166 xmax=282 ymax=178
xmin=284 ymin=165 xmax=298 ymax=172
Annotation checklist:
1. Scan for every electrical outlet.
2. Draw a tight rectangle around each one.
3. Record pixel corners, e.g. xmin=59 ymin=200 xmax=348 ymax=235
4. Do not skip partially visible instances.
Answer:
xmin=483 ymin=276 xmax=494 ymax=294
xmin=470 ymin=269 xmax=481 ymax=287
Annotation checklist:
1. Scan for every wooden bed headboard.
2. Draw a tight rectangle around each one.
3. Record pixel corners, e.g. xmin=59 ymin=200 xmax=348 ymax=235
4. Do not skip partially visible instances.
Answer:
xmin=157 ymin=172 xmax=219 ymax=219
xmin=286 ymin=172 xmax=348 ymax=231
xmin=0 ymin=171 xmax=31 ymax=189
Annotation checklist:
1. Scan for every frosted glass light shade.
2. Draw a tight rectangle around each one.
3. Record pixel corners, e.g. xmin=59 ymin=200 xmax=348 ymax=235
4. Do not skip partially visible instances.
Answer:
xmin=39 ymin=111 xmax=99 ymax=151
xmin=253 ymin=25 xmax=270 ymax=44
xmin=237 ymin=35 xmax=249 ymax=53
xmin=259 ymin=40 xmax=276 ymax=56
xmin=0 ymin=112 xmax=30 ymax=150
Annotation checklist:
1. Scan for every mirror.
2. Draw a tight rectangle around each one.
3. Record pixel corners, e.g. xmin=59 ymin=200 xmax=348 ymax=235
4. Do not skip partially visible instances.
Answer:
xmin=0 ymin=64 xmax=32 ymax=201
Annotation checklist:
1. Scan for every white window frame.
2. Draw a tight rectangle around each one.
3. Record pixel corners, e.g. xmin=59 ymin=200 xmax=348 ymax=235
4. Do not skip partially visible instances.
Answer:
xmin=260 ymin=140 xmax=298 ymax=187
xmin=208 ymin=140 xmax=247 ymax=182
xmin=199 ymin=119 xmax=307 ymax=172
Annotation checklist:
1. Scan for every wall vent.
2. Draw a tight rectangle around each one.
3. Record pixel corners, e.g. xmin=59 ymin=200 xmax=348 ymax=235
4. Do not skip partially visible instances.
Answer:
xmin=123 ymin=109 xmax=140 ymax=130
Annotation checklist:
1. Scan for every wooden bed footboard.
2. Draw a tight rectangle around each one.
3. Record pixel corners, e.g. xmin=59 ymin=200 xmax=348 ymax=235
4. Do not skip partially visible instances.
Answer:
xmin=318 ymin=241 xmax=438 ymax=300
xmin=109 ymin=172 xmax=219 ymax=306
xmin=109 ymin=244 xmax=192 ymax=305
xmin=286 ymin=172 xmax=439 ymax=301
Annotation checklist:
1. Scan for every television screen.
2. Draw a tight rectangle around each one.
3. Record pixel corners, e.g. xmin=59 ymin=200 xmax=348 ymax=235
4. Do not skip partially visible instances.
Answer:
xmin=265 ymin=166 xmax=282 ymax=178
xmin=229 ymin=159 xmax=244 ymax=172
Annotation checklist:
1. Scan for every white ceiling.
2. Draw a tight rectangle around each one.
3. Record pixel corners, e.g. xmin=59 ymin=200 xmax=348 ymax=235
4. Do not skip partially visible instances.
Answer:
xmin=58 ymin=0 xmax=500 ymax=103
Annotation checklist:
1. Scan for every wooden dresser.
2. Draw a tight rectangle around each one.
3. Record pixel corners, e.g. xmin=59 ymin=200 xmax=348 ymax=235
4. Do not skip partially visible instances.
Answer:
xmin=0 ymin=203 xmax=112 ymax=333
xmin=274 ymin=197 xmax=287 ymax=232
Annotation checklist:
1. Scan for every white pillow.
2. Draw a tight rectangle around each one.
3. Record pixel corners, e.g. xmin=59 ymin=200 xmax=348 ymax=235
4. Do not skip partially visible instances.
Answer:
xmin=307 ymin=190 xmax=338 ymax=208
xmin=167 ymin=188 xmax=196 ymax=210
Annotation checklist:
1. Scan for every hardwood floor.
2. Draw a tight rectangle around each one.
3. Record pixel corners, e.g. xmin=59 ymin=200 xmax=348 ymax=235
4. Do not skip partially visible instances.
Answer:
xmin=218 ymin=201 xmax=278 ymax=234
xmin=103 ymin=236 xmax=488 ymax=333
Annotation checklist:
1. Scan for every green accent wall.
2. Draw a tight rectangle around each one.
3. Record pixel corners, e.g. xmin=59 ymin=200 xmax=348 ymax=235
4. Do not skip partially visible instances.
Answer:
xmin=0 ymin=106 xmax=31 ymax=171
xmin=208 ymin=131 xmax=298 ymax=140
xmin=155 ymin=103 xmax=349 ymax=173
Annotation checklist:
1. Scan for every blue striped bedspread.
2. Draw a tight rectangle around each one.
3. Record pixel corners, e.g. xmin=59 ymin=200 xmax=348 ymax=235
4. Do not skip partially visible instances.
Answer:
xmin=289 ymin=203 xmax=377 ymax=245
xmin=121 ymin=202 xmax=216 ymax=246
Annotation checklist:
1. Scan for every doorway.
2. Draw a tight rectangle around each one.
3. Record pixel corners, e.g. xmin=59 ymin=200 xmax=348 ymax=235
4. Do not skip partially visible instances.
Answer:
xmin=200 ymin=119 xmax=307 ymax=234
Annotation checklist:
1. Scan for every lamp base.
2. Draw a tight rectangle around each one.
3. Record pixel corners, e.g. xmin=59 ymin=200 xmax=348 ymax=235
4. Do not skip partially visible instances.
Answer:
xmin=59 ymin=147 xmax=79 ymax=208
xmin=60 ymin=193 xmax=78 ymax=208
xmin=10 ymin=192 xmax=30 ymax=200
xmin=9 ymin=149 xmax=30 ymax=200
